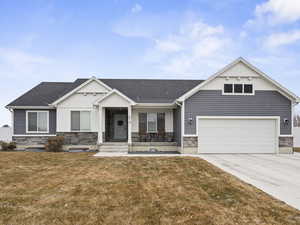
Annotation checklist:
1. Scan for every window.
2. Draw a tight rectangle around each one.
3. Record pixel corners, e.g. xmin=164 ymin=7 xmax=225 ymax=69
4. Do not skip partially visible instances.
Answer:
xmin=224 ymin=84 xmax=233 ymax=93
xmin=234 ymin=84 xmax=243 ymax=93
xmin=27 ymin=111 xmax=49 ymax=133
xmin=223 ymin=83 xmax=254 ymax=95
xmin=71 ymin=111 xmax=91 ymax=131
xmin=244 ymin=84 xmax=253 ymax=94
xmin=147 ymin=113 xmax=157 ymax=133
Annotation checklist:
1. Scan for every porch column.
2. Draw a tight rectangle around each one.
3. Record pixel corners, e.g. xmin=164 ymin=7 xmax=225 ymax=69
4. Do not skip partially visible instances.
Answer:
xmin=98 ymin=106 xmax=103 ymax=144
xmin=128 ymin=106 xmax=132 ymax=144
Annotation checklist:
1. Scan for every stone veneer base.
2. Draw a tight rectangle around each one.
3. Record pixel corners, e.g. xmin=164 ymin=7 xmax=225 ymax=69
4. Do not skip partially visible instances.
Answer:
xmin=13 ymin=136 xmax=51 ymax=146
xmin=183 ymin=136 xmax=294 ymax=154
xmin=57 ymin=132 xmax=98 ymax=145
xmin=131 ymin=142 xmax=179 ymax=152
xmin=132 ymin=132 xmax=174 ymax=142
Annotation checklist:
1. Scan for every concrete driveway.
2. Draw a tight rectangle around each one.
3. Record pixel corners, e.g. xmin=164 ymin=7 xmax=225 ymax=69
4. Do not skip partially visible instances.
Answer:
xmin=199 ymin=153 xmax=300 ymax=210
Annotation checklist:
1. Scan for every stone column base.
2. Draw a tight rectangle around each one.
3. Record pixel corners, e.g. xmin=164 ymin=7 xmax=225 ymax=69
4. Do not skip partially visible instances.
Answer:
xmin=182 ymin=136 xmax=198 ymax=154
xmin=279 ymin=136 xmax=293 ymax=154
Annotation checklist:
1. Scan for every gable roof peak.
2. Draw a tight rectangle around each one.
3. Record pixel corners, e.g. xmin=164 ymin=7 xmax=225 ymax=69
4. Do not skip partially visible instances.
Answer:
xmin=177 ymin=57 xmax=300 ymax=103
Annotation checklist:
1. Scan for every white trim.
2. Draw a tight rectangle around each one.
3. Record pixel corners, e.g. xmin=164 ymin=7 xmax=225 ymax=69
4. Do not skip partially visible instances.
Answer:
xmin=196 ymin=116 xmax=281 ymax=120
xmin=7 ymin=106 xmax=54 ymax=109
xmin=13 ymin=134 xmax=56 ymax=137
xmin=292 ymin=101 xmax=295 ymax=137
xmin=51 ymin=77 xmax=113 ymax=106
xmin=56 ymin=109 xmax=59 ymax=135
xmin=195 ymin=116 xmax=280 ymax=154
xmin=70 ymin=110 xmax=92 ymax=132
xmin=134 ymin=103 xmax=176 ymax=108
xmin=146 ymin=112 xmax=158 ymax=133
xmin=279 ymin=135 xmax=294 ymax=137
xmin=183 ymin=134 xmax=198 ymax=137
xmin=222 ymin=83 xmax=255 ymax=96
xmin=11 ymin=109 xmax=14 ymax=135
xmin=26 ymin=111 xmax=50 ymax=134
xmin=58 ymin=131 xmax=94 ymax=133
xmin=94 ymin=89 xmax=136 ymax=106
xmin=128 ymin=106 xmax=132 ymax=144
xmin=181 ymin=101 xmax=185 ymax=151
xmin=98 ymin=106 xmax=103 ymax=144
xmin=178 ymin=57 xmax=299 ymax=102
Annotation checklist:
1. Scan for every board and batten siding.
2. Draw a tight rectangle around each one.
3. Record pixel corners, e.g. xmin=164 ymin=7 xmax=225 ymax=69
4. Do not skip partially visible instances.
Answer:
xmin=13 ymin=109 xmax=57 ymax=135
xmin=184 ymin=90 xmax=292 ymax=135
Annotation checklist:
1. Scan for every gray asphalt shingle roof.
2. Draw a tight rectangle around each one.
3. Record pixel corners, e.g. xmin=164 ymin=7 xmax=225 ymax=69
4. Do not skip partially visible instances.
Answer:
xmin=101 ymin=79 xmax=203 ymax=103
xmin=7 ymin=78 xmax=204 ymax=106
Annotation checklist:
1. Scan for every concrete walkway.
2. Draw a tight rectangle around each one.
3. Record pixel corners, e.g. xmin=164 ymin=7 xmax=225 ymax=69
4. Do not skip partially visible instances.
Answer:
xmin=199 ymin=153 xmax=300 ymax=210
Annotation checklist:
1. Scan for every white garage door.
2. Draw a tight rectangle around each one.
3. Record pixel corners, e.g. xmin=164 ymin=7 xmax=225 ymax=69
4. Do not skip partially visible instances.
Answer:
xmin=197 ymin=117 xmax=278 ymax=153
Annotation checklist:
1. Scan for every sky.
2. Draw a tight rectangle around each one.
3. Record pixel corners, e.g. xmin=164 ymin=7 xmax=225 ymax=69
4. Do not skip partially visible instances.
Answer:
xmin=0 ymin=0 xmax=300 ymax=125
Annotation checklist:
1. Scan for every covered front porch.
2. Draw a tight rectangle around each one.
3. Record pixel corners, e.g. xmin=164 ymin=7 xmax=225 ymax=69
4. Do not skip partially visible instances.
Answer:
xmin=94 ymin=89 xmax=181 ymax=152
xmin=104 ymin=107 xmax=128 ymax=142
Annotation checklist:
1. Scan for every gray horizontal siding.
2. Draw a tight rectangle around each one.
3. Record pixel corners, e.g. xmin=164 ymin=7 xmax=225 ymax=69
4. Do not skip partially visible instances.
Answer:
xmin=185 ymin=90 xmax=291 ymax=135
xmin=173 ymin=107 xmax=181 ymax=146
xmin=13 ymin=109 xmax=56 ymax=135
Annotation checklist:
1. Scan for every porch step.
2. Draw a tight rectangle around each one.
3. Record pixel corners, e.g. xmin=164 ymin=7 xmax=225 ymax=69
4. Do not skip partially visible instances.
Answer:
xmin=98 ymin=142 xmax=128 ymax=152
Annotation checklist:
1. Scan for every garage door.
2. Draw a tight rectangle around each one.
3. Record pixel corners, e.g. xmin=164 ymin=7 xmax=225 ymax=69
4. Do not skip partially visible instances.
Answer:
xmin=197 ymin=117 xmax=278 ymax=153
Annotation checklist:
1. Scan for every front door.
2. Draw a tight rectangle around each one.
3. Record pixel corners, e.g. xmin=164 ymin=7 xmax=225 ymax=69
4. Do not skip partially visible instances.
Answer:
xmin=113 ymin=114 xmax=127 ymax=140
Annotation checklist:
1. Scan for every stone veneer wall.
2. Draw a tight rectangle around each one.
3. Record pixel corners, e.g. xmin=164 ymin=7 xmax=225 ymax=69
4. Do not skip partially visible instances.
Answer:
xmin=278 ymin=136 xmax=293 ymax=154
xmin=188 ymin=136 xmax=294 ymax=148
xmin=131 ymin=132 xmax=174 ymax=142
xmin=183 ymin=136 xmax=198 ymax=147
xmin=13 ymin=136 xmax=50 ymax=146
xmin=57 ymin=132 xmax=98 ymax=145
xmin=182 ymin=136 xmax=198 ymax=154
xmin=279 ymin=136 xmax=293 ymax=147
xmin=182 ymin=136 xmax=294 ymax=154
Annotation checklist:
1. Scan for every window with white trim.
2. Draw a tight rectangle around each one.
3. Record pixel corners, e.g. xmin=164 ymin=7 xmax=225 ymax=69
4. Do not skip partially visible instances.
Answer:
xmin=244 ymin=84 xmax=253 ymax=94
xmin=27 ymin=111 xmax=49 ymax=133
xmin=223 ymin=83 xmax=253 ymax=95
xmin=224 ymin=84 xmax=233 ymax=93
xmin=147 ymin=112 xmax=157 ymax=133
xmin=71 ymin=111 xmax=91 ymax=131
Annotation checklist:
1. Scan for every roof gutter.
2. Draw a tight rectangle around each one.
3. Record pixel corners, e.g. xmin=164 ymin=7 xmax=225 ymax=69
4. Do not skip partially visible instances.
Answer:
xmin=6 ymin=106 xmax=55 ymax=110
xmin=133 ymin=103 xmax=177 ymax=108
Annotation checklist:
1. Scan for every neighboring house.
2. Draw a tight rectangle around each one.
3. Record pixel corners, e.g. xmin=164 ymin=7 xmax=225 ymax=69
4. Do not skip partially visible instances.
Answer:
xmin=6 ymin=58 xmax=300 ymax=153
xmin=0 ymin=126 xmax=12 ymax=142
xmin=294 ymin=127 xmax=300 ymax=148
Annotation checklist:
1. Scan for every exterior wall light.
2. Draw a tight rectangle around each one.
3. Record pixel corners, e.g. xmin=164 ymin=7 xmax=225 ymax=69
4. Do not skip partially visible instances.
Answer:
xmin=283 ymin=118 xmax=289 ymax=126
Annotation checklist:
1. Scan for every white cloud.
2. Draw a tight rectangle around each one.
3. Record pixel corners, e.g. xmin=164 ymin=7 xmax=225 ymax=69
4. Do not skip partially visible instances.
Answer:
xmin=145 ymin=20 xmax=231 ymax=74
xmin=251 ymin=0 xmax=300 ymax=25
xmin=131 ymin=3 xmax=142 ymax=13
xmin=240 ymin=31 xmax=247 ymax=38
xmin=0 ymin=48 xmax=52 ymax=78
xmin=155 ymin=39 xmax=183 ymax=53
xmin=265 ymin=30 xmax=300 ymax=47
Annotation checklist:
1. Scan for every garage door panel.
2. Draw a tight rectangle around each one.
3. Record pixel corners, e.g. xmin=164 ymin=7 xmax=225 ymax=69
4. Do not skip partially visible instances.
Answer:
xmin=198 ymin=118 xmax=277 ymax=153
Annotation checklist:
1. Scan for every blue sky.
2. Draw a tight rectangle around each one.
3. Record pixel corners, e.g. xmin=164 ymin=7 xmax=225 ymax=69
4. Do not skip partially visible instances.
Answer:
xmin=1 ymin=0 xmax=300 ymax=125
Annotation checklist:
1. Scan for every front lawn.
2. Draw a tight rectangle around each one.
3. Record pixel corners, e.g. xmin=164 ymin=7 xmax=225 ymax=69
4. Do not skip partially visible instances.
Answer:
xmin=0 ymin=152 xmax=299 ymax=225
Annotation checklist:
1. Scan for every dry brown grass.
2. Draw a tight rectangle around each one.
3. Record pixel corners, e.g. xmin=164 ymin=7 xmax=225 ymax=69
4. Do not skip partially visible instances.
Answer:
xmin=0 ymin=152 xmax=299 ymax=225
